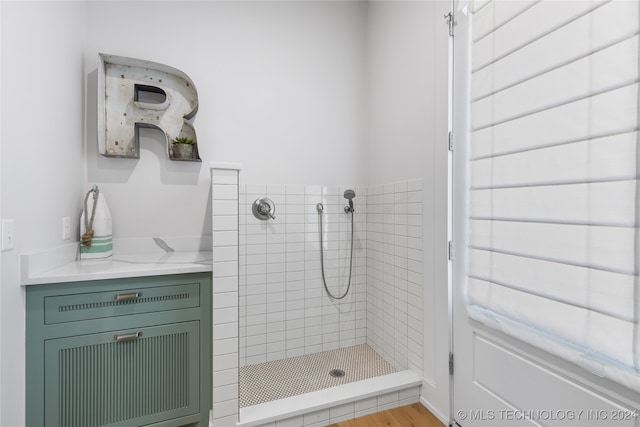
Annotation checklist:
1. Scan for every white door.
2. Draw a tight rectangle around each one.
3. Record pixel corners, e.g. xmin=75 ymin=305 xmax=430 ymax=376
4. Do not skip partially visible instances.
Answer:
xmin=451 ymin=1 xmax=640 ymax=426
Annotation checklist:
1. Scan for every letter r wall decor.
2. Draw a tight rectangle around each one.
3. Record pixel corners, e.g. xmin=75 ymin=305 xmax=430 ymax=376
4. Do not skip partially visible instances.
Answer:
xmin=98 ymin=53 xmax=200 ymax=161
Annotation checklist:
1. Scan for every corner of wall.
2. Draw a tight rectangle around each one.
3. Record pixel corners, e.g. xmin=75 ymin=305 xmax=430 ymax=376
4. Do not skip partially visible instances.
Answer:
xmin=1 ymin=2 xmax=87 ymax=425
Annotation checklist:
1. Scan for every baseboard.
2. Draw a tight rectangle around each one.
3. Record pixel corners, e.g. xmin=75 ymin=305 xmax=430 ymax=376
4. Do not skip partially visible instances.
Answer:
xmin=420 ymin=395 xmax=450 ymax=426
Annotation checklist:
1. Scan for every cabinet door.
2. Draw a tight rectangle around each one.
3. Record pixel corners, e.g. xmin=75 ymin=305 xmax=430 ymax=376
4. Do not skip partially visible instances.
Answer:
xmin=44 ymin=322 xmax=200 ymax=427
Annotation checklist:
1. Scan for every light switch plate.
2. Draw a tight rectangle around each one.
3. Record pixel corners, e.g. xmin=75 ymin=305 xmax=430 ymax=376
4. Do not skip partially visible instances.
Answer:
xmin=2 ymin=219 xmax=15 ymax=251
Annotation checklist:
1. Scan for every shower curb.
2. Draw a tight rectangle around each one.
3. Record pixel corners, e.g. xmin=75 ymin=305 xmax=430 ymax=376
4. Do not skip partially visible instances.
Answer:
xmin=237 ymin=370 xmax=422 ymax=427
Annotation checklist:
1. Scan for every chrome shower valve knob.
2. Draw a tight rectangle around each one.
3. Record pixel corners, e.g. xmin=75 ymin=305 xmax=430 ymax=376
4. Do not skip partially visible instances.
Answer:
xmin=252 ymin=198 xmax=276 ymax=220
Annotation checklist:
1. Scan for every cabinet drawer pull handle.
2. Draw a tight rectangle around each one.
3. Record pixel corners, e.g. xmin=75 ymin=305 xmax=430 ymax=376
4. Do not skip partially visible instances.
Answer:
xmin=114 ymin=292 xmax=142 ymax=301
xmin=114 ymin=331 xmax=142 ymax=342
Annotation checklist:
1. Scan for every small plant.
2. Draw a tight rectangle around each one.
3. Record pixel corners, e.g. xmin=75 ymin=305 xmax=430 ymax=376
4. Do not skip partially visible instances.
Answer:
xmin=173 ymin=136 xmax=194 ymax=144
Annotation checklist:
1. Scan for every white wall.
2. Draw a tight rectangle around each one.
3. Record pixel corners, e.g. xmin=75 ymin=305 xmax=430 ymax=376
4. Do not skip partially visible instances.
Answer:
xmin=0 ymin=4 xmax=3 ymax=420
xmin=0 ymin=3 xmax=3 ymax=422
xmin=84 ymin=1 xmax=368 ymax=240
xmin=0 ymin=2 xmax=86 ymax=425
xmin=366 ymin=0 xmax=450 ymax=420
xmin=367 ymin=0 xmax=443 ymax=186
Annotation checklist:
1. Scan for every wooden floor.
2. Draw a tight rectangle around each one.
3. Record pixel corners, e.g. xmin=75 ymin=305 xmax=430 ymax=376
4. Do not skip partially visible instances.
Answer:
xmin=327 ymin=403 xmax=445 ymax=427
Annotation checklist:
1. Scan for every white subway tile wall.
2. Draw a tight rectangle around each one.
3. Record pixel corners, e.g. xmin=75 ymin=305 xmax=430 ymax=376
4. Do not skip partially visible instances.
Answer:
xmin=366 ymin=179 xmax=423 ymax=372
xmin=239 ymin=184 xmax=368 ymax=366
xmin=211 ymin=168 xmax=241 ymax=427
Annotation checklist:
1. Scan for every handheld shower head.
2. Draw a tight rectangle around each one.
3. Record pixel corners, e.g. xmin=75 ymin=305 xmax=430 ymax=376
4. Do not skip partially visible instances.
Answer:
xmin=343 ymin=189 xmax=356 ymax=213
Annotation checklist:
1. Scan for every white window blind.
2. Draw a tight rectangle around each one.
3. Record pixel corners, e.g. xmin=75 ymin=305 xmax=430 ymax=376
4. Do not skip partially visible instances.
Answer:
xmin=467 ymin=0 xmax=640 ymax=392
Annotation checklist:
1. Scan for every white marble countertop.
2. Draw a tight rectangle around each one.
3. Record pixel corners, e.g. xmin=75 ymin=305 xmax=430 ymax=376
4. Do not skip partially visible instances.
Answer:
xmin=21 ymin=237 xmax=212 ymax=286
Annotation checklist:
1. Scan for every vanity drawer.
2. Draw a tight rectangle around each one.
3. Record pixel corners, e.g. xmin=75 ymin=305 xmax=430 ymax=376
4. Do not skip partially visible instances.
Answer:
xmin=44 ymin=282 xmax=201 ymax=324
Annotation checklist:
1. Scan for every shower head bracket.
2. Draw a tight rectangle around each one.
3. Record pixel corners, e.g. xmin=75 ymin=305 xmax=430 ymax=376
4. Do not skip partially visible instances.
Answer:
xmin=343 ymin=189 xmax=355 ymax=213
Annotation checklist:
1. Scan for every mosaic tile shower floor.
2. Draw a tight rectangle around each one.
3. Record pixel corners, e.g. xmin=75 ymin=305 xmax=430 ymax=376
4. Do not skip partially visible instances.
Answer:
xmin=239 ymin=344 xmax=395 ymax=407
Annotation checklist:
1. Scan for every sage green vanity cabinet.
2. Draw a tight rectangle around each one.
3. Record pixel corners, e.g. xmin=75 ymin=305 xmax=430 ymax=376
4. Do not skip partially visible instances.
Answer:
xmin=26 ymin=273 xmax=212 ymax=427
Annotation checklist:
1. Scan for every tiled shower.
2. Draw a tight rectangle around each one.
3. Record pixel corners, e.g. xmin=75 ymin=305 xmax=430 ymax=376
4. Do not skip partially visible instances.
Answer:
xmin=238 ymin=181 xmax=423 ymax=372
xmin=211 ymin=166 xmax=424 ymax=426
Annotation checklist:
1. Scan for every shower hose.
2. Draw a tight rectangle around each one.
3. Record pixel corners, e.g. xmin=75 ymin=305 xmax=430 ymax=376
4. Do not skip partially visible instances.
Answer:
xmin=317 ymin=204 xmax=354 ymax=300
